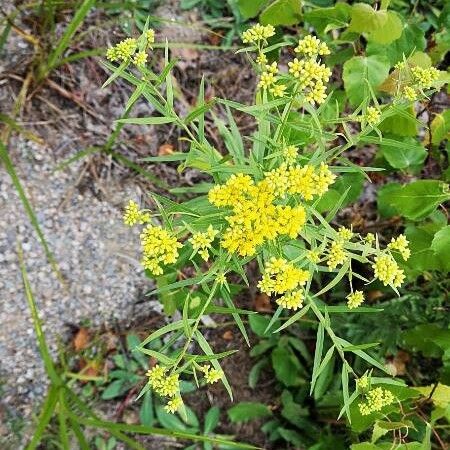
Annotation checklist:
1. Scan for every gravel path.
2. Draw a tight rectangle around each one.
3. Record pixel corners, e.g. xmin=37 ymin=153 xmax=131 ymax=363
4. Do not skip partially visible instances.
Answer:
xmin=0 ymin=137 xmax=153 ymax=424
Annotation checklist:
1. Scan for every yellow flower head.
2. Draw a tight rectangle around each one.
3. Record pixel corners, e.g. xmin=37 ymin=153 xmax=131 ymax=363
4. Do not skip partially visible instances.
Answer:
xmin=365 ymin=233 xmax=375 ymax=245
xmin=327 ymin=241 xmax=346 ymax=270
xmin=306 ymin=249 xmax=321 ymax=264
xmin=356 ymin=374 xmax=370 ymax=391
xmin=294 ymin=35 xmax=330 ymax=57
xmin=387 ymin=234 xmax=410 ymax=261
xmin=256 ymin=53 xmax=268 ymax=65
xmin=365 ymin=106 xmax=381 ymax=126
xmin=106 ymin=38 xmax=137 ymax=62
xmin=346 ymin=290 xmax=364 ymax=309
xmin=402 ymin=86 xmax=417 ymax=101
xmin=123 ymin=200 xmax=151 ymax=226
xmin=372 ymin=254 xmax=405 ymax=288
xmin=359 ymin=387 xmax=395 ymax=416
xmin=217 ymin=273 xmax=227 ymax=285
xmin=265 ymin=61 xmax=278 ymax=74
xmin=133 ymin=51 xmax=147 ymax=67
xmin=259 ymin=71 xmax=277 ymax=89
xmin=201 ymin=365 xmax=223 ymax=384
xmin=282 ymin=145 xmax=298 ymax=165
xmin=337 ymin=227 xmax=353 ymax=241
xmin=411 ymin=66 xmax=439 ymax=89
xmin=145 ymin=29 xmax=155 ymax=46
xmin=140 ymin=225 xmax=182 ymax=275
xmin=164 ymin=396 xmax=183 ymax=414
xmin=258 ymin=257 xmax=309 ymax=295
xmin=242 ymin=24 xmax=275 ymax=44
xmin=276 ymin=289 xmax=304 ymax=310
xmin=189 ymin=225 xmax=218 ymax=261
xmin=270 ymin=83 xmax=287 ymax=97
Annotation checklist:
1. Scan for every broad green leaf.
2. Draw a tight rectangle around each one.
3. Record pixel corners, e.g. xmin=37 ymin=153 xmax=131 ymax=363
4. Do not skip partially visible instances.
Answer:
xmin=430 ymin=109 xmax=450 ymax=145
xmin=260 ymin=0 xmax=302 ymax=26
xmin=271 ymin=344 xmax=304 ymax=386
xmin=381 ymin=137 xmax=427 ymax=169
xmin=389 ymin=180 xmax=450 ymax=220
xmin=343 ymin=55 xmax=390 ymax=106
xmin=204 ymin=406 xmax=220 ymax=434
xmin=377 ymin=182 xmax=401 ymax=218
xmin=304 ymin=4 xmax=351 ymax=34
xmin=227 ymin=402 xmax=272 ymax=422
xmin=237 ymin=0 xmax=267 ymax=19
xmin=415 ymin=384 xmax=450 ymax=408
xmin=348 ymin=3 xmax=388 ymax=34
xmin=139 ymin=391 xmax=154 ymax=426
xmin=431 ymin=225 xmax=450 ymax=271
xmin=367 ymin=11 xmax=403 ymax=45
xmin=379 ymin=106 xmax=419 ymax=137
xmin=249 ymin=359 xmax=269 ymax=388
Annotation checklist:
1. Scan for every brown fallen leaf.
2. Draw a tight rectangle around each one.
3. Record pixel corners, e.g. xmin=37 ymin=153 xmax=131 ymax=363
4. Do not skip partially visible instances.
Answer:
xmin=254 ymin=293 xmax=272 ymax=313
xmin=366 ymin=290 xmax=384 ymax=302
xmin=158 ymin=143 xmax=174 ymax=156
xmin=73 ymin=327 xmax=90 ymax=351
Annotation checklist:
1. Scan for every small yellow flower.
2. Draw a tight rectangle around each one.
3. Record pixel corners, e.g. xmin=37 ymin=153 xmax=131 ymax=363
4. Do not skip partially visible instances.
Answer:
xmin=306 ymin=249 xmax=321 ymax=264
xmin=140 ymin=225 xmax=182 ymax=275
xmin=365 ymin=233 xmax=375 ymax=245
xmin=107 ymin=38 xmax=137 ymax=62
xmin=165 ymin=396 xmax=183 ymax=414
xmin=256 ymin=53 xmax=268 ymax=65
xmin=294 ymin=35 xmax=330 ymax=57
xmin=270 ymin=83 xmax=287 ymax=97
xmin=133 ymin=51 xmax=147 ymax=67
xmin=365 ymin=106 xmax=381 ymax=126
xmin=356 ymin=374 xmax=370 ymax=391
xmin=217 ymin=273 xmax=227 ymax=285
xmin=265 ymin=61 xmax=278 ymax=74
xmin=258 ymin=257 xmax=309 ymax=295
xmin=288 ymin=58 xmax=304 ymax=78
xmin=258 ymin=71 xmax=277 ymax=88
xmin=276 ymin=289 xmax=304 ymax=310
xmin=411 ymin=66 xmax=439 ymax=89
xmin=242 ymin=24 xmax=275 ymax=44
xmin=402 ymin=86 xmax=417 ymax=101
xmin=337 ymin=227 xmax=353 ymax=241
xmin=145 ymin=29 xmax=155 ymax=45
xmin=123 ymin=200 xmax=150 ymax=226
xmin=359 ymin=387 xmax=395 ymax=416
xmin=327 ymin=241 xmax=346 ymax=270
xmin=201 ymin=365 xmax=223 ymax=384
xmin=346 ymin=290 xmax=364 ymax=309
xmin=372 ymin=254 xmax=405 ymax=288
xmin=189 ymin=225 xmax=218 ymax=261
xmin=387 ymin=234 xmax=410 ymax=261
xmin=282 ymin=145 xmax=298 ymax=165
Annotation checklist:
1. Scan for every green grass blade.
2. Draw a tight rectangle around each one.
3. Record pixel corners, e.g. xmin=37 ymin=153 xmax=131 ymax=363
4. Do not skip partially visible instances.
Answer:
xmin=25 ymin=385 xmax=59 ymax=450
xmin=46 ymin=0 xmax=95 ymax=70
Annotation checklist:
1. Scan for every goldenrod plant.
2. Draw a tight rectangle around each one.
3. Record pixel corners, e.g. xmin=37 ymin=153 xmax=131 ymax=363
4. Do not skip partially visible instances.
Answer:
xmin=104 ymin=22 xmax=446 ymax=424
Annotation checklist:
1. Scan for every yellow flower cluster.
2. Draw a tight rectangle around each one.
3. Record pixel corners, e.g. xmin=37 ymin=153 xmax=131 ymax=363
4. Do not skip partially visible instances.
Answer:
xmin=147 ymin=365 xmax=180 ymax=397
xmin=201 ymin=365 xmax=223 ymax=384
xmin=147 ymin=365 xmax=183 ymax=414
xmin=145 ymin=29 xmax=155 ymax=45
xmin=189 ymin=225 xmax=218 ymax=261
xmin=258 ymin=257 xmax=309 ymax=295
xmin=106 ymin=38 xmax=137 ymax=62
xmin=356 ymin=374 xmax=370 ymax=391
xmin=165 ymin=397 xmax=183 ymax=414
xmin=365 ymin=106 xmax=381 ymax=126
xmin=140 ymin=225 xmax=182 ymax=275
xmin=337 ymin=227 xmax=353 ymax=241
xmin=123 ymin=200 xmax=151 ymax=226
xmin=388 ymin=234 xmax=410 ymax=261
xmin=327 ymin=241 xmax=346 ymax=270
xmin=265 ymin=162 xmax=336 ymax=200
xmin=365 ymin=233 xmax=375 ymax=245
xmin=133 ymin=51 xmax=147 ymax=67
xmin=411 ymin=66 xmax=440 ymax=89
xmin=402 ymin=85 xmax=417 ymax=101
xmin=256 ymin=53 xmax=268 ymax=65
xmin=270 ymin=83 xmax=287 ymax=97
xmin=346 ymin=290 xmax=364 ymax=309
xmin=242 ymin=24 xmax=275 ymax=44
xmin=306 ymin=249 xmax=321 ymax=264
xmin=295 ymin=35 xmax=330 ymax=57
xmin=282 ymin=145 xmax=298 ymax=165
xmin=372 ymin=254 xmax=405 ymax=288
xmin=276 ymin=289 xmax=304 ymax=310
xmin=288 ymin=57 xmax=331 ymax=105
xmin=259 ymin=71 xmax=277 ymax=88
xmin=208 ymin=173 xmax=307 ymax=256
xmin=359 ymin=387 xmax=395 ymax=416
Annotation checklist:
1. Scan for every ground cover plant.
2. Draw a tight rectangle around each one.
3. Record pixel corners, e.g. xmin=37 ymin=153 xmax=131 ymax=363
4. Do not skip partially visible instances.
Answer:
xmin=1 ymin=0 xmax=449 ymax=449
